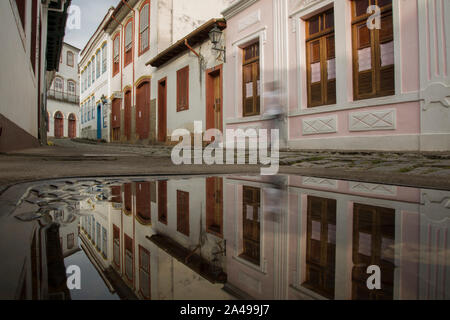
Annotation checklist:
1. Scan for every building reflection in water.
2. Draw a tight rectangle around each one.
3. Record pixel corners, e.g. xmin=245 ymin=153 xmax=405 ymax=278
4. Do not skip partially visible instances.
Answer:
xmin=2 ymin=175 xmax=449 ymax=300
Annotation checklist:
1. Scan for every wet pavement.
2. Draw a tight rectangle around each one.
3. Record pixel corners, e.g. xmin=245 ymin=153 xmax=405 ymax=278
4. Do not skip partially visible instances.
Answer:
xmin=0 ymin=174 xmax=449 ymax=300
xmin=0 ymin=139 xmax=449 ymax=190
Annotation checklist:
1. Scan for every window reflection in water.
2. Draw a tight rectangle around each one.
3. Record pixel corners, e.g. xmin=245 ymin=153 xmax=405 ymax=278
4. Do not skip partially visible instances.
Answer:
xmin=1 ymin=175 xmax=449 ymax=300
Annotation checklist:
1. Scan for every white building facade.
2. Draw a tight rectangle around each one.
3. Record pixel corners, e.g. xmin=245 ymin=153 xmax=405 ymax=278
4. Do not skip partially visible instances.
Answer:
xmin=79 ymin=8 xmax=114 ymax=141
xmin=147 ymin=19 xmax=227 ymax=143
xmin=47 ymin=42 xmax=80 ymax=139
xmin=0 ymin=0 xmax=71 ymax=152
xmin=103 ymin=0 xmax=233 ymax=144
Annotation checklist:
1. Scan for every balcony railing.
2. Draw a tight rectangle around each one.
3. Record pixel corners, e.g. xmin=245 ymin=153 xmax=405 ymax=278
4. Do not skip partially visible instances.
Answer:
xmin=47 ymin=89 xmax=80 ymax=104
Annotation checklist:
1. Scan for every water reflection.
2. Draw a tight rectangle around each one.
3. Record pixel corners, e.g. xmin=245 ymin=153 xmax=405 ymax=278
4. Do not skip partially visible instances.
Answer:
xmin=1 ymin=175 xmax=449 ymax=300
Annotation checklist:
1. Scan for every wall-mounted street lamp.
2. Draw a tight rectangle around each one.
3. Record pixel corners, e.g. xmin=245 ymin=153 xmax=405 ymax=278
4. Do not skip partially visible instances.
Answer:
xmin=209 ymin=25 xmax=226 ymax=62
xmin=101 ymin=95 xmax=108 ymax=105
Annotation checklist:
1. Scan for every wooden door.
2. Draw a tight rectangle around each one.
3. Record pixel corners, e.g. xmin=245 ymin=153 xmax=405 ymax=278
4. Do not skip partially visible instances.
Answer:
xmin=158 ymin=79 xmax=167 ymax=143
xmin=54 ymin=112 xmax=64 ymax=138
xmin=111 ymin=98 xmax=121 ymax=141
xmin=68 ymin=114 xmax=76 ymax=138
xmin=136 ymin=82 xmax=150 ymax=140
xmin=124 ymin=183 xmax=132 ymax=214
xmin=241 ymin=186 xmax=261 ymax=265
xmin=136 ymin=182 xmax=151 ymax=224
xmin=206 ymin=66 xmax=223 ymax=132
xmin=206 ymin=177 xmax=223 ymax=237
xmin=124 ymin=91 xmax=132 ymax=141
xmin=158 ymin=180 xmax=167 ymax=224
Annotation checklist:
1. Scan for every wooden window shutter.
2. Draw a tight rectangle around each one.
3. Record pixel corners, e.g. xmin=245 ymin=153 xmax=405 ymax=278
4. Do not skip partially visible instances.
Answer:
xmin=352 ymin=0 xmax=394 ymax=100
xmin=177 ymin=66 xmax=189 ymax=111
xmin=242 ymin=42 xmax=260 ymax=116
xmin=306 ymin=9 xmax=336 ymax=108
xmin=177 ymin=191 xmax=189 ymax=236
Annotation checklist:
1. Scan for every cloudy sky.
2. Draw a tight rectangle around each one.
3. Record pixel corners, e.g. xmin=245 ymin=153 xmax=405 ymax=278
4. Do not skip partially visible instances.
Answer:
xmin=64 ymin=0 xmax=118 ymax=51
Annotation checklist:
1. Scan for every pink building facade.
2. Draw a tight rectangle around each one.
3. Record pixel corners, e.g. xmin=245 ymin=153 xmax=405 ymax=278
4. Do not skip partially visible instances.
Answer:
xmin=223 ymin=0 xmax=450 ymax=151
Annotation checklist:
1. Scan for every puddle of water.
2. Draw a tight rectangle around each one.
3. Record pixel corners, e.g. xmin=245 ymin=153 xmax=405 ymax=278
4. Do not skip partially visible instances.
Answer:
xmin=0 ymin=175 xmax=449 ymax=300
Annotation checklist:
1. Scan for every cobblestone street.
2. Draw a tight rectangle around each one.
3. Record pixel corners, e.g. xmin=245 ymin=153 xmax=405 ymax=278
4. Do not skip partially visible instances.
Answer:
xmin=1 ymin=138 xmax=449 ymax=191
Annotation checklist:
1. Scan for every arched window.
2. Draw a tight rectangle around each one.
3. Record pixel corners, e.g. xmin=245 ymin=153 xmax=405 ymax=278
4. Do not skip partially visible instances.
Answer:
xmin=113 ymin=33 xmax=120 ymax=76
xmin=67 ymin=80 xmax=76 ymax=95
xmin=96 ymin=50 xmax=101 ymax=79
xmin=102 ymin=43 xmax=107 ymax=74
xmin=124 ymin=19 xmax=133 ymax=66
xmin=54 ymin=77 xmax=64 ymax=92
xmin=91 ymin=56 xmax=96 ymax=84
xmin=139 ymin=2 xmax=150 ymax=55
xmin=67 ymin=51 xmax=74 ymax=67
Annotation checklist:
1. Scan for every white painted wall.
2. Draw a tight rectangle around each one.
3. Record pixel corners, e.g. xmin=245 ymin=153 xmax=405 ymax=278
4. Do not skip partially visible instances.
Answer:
xmin=0 ymin=0 xmax=39 ymax=138
xmin=48 ymin=43 xmax=80 ymax=138
xmin=151 ymin=39 xmax=224 ymax=136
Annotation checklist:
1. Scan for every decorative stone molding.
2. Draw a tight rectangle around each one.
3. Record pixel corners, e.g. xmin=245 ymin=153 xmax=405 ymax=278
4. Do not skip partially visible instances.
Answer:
xmin=222 ymin=0 xmax=260 ymax=20
xmin=349 ymin=109 xmax=396 ymax=132
xmin=349 ymin=182 xmax=397 ymax=196
xmin=302 ymin=177 xmax=338 ymax=189
xmin=238 ymin=10 xmax=261 ymax=32
xmin=302 ymin=115 xmax=337 ymax=135
xmin=422 ymin=82 xmax=450 ymax=110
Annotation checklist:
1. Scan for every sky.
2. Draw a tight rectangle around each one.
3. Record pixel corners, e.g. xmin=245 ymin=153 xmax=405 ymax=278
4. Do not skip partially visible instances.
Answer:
xmin=64 ymin=0 xmax=118 ymax=51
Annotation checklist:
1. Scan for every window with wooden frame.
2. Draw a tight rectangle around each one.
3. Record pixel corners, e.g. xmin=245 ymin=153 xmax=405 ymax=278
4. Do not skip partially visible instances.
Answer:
xmin=54 ymin=77 xmax=63 ymax=92
xmin=177 ymin=191 xmax=190 ymax=236
xmin=96 ymin=222 xmax=101 ymax=250
xmin=91 ymin=56 xmax=95 ymax=84
xmin=352 ymin=203 xmax=395 ymax=300
xmin=158 ymin=181 xmax=168 ymax=224
xmin=113 ymin=34 xmax=120 ymax=76
xmin=241 ymin=186 xmax=261 ymax=266
xmin=177 ymin=66 xmax=189 ymax=112
xmin=303 ymin=196 xmax=336 ymax=299
xmin=80 ymin=71 xmax=84 ymax=93
xmin=136 ymin=182 xmax=151 ymax=224
xmin=67 ymin=233 xmax=75 ymax=250
xmin=67 ymin=80 xmax=76 ymax=95
xmin=124 ymin=183 xmax=132 ymax=214
xmin=124 ymin=234 xmax=134 ymax=282
xmin=15 ymin=0 xmax=26 ymax=31
xmin=87 ymin=62 xmax=91 ymax=87
xmin=96 ymin=50 xmax=101 ymax=78
xmin=139 ymin=1 xmax=150 ymax=55
xmin=113 ymin=225 xmax=120 ymax=268
xmin=242 ymin=42 xmax=260 ymax=117
xmin=102 ymin=227 xmax=107 ymax=258
xmin=111 ymin=185 xmax=122 ymax=204
xmin=102 ymin=43 xmax=107 ymax=74
xmin=352 ymin=0 xmax=394 ymax=100
xmin=139 ymin=246 xmax=151 ymax=299
xmin=67 ymin=51 xmax=74 ymax=67
xmin=124 ymin=19 xmax=133 ymax=67
xmin=306 ymin=9 xmax=336 ymax=108
xmin=91 ymin=217 xmax=95 ymax=241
